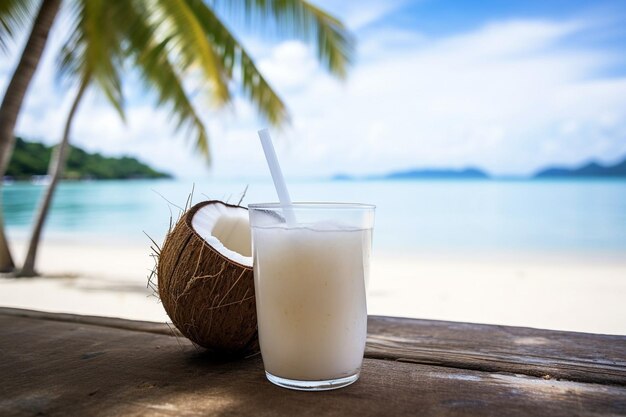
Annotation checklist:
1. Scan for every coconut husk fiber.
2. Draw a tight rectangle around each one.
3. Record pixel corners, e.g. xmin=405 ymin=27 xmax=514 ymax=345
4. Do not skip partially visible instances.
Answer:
xmin=157 ymin=200 xmax=258 ymax=356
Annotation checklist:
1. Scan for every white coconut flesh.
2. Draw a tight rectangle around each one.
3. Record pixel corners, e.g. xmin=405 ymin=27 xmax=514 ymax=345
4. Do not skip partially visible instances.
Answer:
xmin=191 ymin=202 xmax=253 ymax=268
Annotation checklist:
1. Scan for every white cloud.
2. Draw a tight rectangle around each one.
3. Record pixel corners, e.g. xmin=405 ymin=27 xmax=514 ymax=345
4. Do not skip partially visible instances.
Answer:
xmin=209 ymin=17 xmax=626 ymax=178
xmin=257 ymin=41 xmax=318 ymax=90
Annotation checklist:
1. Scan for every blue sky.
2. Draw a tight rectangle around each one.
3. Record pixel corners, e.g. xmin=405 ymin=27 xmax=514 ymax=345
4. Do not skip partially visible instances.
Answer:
xmin=1 ymin=0 xmax=626 ymax=178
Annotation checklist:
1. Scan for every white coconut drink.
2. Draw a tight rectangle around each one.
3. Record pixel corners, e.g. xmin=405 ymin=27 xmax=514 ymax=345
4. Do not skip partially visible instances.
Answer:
xmin=249 ymin=207 xmax=373 ymax=385
xmin=157 ymin=200 xmax=258 ymax=356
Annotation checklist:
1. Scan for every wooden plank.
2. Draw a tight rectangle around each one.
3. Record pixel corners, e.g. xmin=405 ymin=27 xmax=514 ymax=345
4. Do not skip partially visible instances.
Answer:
xmin=2 ymin=307 xmax=625 ymax=386
xmin=0 ymin=306 xmax=181 ymax=337
xmin=367 ymin=316 xmax=626 ymax=386
xmin=0 ymin=313 xmax=625 ymax=417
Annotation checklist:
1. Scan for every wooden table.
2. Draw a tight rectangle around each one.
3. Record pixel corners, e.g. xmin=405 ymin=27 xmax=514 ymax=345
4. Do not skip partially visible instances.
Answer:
xmin=1 ymin=307 xmax=625 ymax=416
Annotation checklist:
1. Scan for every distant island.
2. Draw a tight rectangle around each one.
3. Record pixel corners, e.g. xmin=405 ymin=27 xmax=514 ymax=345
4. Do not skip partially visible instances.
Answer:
xmin=333 ymin=157 xmax=626 ymax=181
xmin=384 ymin=168 xmax=488 ymax=180
xmin=333 ymin=167 xmax=489 ymax=181
xmin=6 ymin=137 xmax=171 ymax=181
xmin=534 ymin=158 xmax=626 ymax=178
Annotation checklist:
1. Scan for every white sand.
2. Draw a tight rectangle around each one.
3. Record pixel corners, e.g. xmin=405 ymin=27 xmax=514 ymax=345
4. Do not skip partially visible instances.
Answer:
xmin=368 ymin=252 xmax=626 ymax=335
xmin=1 ymin=240 xmax=168 ymax=322
xmin=1 ymin=239 xmax=625 ymax=335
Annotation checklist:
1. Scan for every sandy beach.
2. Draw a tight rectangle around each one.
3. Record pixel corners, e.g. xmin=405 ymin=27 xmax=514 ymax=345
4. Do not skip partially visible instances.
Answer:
xmin=1 ymin=239 xmax=625 ymax=335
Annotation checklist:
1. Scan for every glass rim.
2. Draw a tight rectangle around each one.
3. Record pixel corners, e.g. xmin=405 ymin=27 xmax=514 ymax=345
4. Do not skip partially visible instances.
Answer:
xmin=248 ymin=202 xmax=375 ymax=210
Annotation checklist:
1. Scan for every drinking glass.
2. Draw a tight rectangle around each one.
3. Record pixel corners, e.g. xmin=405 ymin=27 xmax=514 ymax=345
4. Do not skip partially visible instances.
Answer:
xmin=248 ymin=202 xmax=375 ymax=391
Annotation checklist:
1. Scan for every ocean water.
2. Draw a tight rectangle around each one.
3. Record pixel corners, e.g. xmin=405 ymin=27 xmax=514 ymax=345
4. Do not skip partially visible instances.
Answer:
xmin=3 ymin=178 xmax=626 ymax=256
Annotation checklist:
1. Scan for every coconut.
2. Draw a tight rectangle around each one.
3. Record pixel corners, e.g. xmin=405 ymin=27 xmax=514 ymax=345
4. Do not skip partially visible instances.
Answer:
xmin=157 ymin=200 xmax=258 ymax=356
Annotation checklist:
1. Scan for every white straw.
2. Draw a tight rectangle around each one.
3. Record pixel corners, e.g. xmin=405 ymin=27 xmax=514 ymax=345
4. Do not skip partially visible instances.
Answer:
xmin=257 ymin=128 xmax=297 ymax=226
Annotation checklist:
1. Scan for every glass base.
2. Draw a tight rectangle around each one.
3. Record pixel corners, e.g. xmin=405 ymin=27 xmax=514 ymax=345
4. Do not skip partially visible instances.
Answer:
xmin=265 ymin=371 xmax=360 ymax=391
xmin=265 ymin=371 xmax=359 ymax=391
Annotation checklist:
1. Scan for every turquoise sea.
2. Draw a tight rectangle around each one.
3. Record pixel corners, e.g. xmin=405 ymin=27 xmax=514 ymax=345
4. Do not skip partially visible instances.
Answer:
xmin=3 ymin=179 xmax=626 ymax=256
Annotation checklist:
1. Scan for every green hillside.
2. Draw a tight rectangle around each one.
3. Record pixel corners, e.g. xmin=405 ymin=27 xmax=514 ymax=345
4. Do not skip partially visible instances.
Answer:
xmin=6 ymin=138 xmax=171 ymax=180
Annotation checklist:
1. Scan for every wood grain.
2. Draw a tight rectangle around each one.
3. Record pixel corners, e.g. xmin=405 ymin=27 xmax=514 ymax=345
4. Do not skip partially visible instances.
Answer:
xmin=367 ymin=316 xmax=626 ymax=386
xmin=0 ymin=308 xmax=625 ymax=416
xmin=0 ymin=306 xmax=181 ymax=336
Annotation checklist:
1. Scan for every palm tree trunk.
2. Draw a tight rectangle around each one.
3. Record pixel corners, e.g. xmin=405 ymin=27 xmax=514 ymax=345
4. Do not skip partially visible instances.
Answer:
xmin=18 ymin=78 xmax=89 ymax=277
xmin=0 ymin=0 xmax=61 ymax=273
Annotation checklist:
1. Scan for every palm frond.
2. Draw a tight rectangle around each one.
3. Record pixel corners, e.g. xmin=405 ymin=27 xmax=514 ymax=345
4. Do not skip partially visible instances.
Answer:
xmin=58 ymin=0 xmax=124 ymax=119
xmin=300 ymin=2 xmax=354 ymax=78
xmin=0 ymin=0 xmax=38 ymax=53
xmin=111 ymin=1 xmax=211 ymax=160
xmin=183 ymin=0 xmax=288 ymax=125
xmin=153 ymin=0 xmax=230 ymax=105
xmin=135 ymin=40 xmax=211 ymax=160
xmin=215 ymin=0 xmax=354 ymax=78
